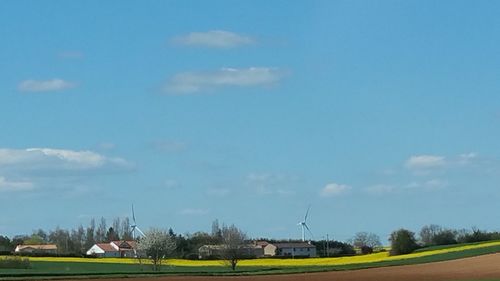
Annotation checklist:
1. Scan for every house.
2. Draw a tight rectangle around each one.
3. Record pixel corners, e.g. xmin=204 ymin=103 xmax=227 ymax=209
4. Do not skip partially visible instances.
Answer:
xmin=198 ymin=244 xmax=264 ymax=259
xmin=255 ymin=241 xmax=277 ymax=257
xmin=86 ymin=241 xmax=137 ymax=258
xmin=15 ymin=244 xmax=57 ymax=254
xmin=274 ymin=242 xmax=317 ymax=257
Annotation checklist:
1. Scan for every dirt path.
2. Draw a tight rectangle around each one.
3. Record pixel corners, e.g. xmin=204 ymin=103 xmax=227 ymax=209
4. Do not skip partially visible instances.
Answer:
xmin=76 ymin=253 xmax=500 ymax=281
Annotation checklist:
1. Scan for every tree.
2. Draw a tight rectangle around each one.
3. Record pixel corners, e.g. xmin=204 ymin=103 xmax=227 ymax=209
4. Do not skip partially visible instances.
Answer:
xmin=71 ymin=225 xmax=86 ymax=254
xmin=95 ymin=217 xmax=107 ymax=243
xmin=219 ymin=224 xmax=248 ymax=271
xmin=211 ymin=219 xmax=222 ymax=243
xmin=121 ymin=217 xmax=132 ymax=241
xmin=351 ymin=232 xmax=381 ymax=254
xmin=389 ymin=229 xmax=419 ymax=255
xmin=24 ymin=234 xmax=45 ymax=245
xmin=137 ymin=228 xmax=176 ymax=271
xmin=85 ymin=218 xmax=96 ymax=250
xmin=0 ymin=235 xmax=12 ymax=252
xmin=49 ymin=227 xmax=72 ymax=254
xmin=106 ymin=227 xmax=120 ymax=242
xmin=432 ymin=229 xmax=457 ymax=245
xmin=419 ymin=224 xmax=442 ymax=246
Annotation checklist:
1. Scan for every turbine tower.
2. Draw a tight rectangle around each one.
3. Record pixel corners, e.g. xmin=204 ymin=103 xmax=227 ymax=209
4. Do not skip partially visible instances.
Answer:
xmin=298 ymin=205 xmax=313 ymax=242
xmin=130 ymin=204 xmax=145 ymax=240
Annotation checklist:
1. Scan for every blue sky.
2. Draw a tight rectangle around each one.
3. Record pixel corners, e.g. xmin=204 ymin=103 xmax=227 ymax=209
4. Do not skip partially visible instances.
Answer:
xmin=1 ymin=0 xmax=500 ymax=243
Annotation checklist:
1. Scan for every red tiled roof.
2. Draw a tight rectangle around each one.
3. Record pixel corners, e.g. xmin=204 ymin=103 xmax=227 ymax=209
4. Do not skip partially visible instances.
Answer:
xmin=111 ymin=240 xmax=137 ymax=249
xmin=96 ymin=243 xmax=118 ymax=252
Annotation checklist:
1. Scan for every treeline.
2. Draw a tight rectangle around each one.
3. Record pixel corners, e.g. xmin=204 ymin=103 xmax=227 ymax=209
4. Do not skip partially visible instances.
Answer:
xmin=389 ymin=225 xmax=500 ymax=255
xmin=0 ymin=217 xmax=132 ymax=256
xmin=2 ymin=219 xmax=500 ymax=258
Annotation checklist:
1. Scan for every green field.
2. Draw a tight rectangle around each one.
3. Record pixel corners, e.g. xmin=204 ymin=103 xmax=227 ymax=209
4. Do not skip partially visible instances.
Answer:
xmin=1 ymin=242 xmax=500 ymax=280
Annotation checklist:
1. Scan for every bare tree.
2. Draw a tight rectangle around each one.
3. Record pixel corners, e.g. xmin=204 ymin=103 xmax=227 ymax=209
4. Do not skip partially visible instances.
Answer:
xmin=419 ymin=224 xmax=442 ymax=246
xmin=95 ymin=217 xmax=107 ymax=243
xmin=351 ymin=232 xmax=381 ymax=254
xmin=121 ymin=217 xmax=132 ymax=241
xmin=220 ymin=224 xmax=248 ymax=271
xmin=137 ymin=228 xmax=176 ymax=271
xmin=112 ymin=218 xmax=121 ymax=240
xmin=85 ymin=218 xmax=96 ymax=250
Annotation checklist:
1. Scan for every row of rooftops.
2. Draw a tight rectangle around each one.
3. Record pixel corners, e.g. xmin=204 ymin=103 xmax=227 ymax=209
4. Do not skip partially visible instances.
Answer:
xmin=255 ymin=241 xmax=316 ymax=249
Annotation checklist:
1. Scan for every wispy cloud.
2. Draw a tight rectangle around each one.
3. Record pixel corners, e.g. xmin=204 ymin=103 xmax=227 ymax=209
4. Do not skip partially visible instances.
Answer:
xmin=0 ymin=177 xmax=34 ymax=192
xmin=0 ymin=148 xmax=131 ymax=172
xmin=171 ymin=30 xmax=254 ymax=48
xmin=320 ymin=182 xmax=351 ymax=197
xmin=165 ymin=67 xmax=284 ymax=94
xmin=246 ymin=172 xmax=298 ymax=195
xmin=18 ymin=79 xmax=76 ymax=92
xmin=406 ymin=179 xmax=449 ymax=190
xmin=405 ymin=155 xmax=446 ymax=171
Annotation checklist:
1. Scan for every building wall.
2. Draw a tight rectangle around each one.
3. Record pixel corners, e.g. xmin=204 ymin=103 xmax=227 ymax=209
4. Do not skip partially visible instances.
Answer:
xmin=277 ymin=247 xmax=317 ymax=257
xmin=263 ymin=244 xmax=277 ymax=256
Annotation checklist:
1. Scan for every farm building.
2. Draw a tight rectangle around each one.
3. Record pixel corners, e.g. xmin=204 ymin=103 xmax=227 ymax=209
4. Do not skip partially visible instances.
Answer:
xmin=255 ymin=241 xmax=278 ymax=256
xmin=15 ymin=244 xmax=58 ymax=254
xmin=274 ymin=242 xmax=317 ymax=257
xmin=86 ymin=240 xmax=137 ymax=258
xmin=198 ymin=244 xmax=264 ymax=259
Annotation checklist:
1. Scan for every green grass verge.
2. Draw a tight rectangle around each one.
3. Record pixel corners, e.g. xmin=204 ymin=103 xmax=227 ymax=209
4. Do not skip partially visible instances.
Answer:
xmin=415 ymin=240 xmax=500 ymax=253
xmin=1 ymin=244 xmax=499 ymax=280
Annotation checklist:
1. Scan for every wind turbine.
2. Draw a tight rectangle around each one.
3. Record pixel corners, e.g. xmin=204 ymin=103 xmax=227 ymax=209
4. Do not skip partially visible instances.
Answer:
xmin=130 ymin=204 xmax=146 ymax=240
xmin=298 ymin=205 xmax=313 ymax=242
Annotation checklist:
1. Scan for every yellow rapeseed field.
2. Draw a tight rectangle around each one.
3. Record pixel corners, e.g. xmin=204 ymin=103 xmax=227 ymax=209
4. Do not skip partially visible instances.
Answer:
xmin=24 ymin=241 xmax=500 ymax=267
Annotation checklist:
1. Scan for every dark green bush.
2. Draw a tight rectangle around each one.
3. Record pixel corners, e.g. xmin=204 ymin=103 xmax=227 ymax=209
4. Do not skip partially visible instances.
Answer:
xmin=0 ymin=256 xmax=31 ymax=269
xmin=390 ymin=229 xmax=419 ymax=255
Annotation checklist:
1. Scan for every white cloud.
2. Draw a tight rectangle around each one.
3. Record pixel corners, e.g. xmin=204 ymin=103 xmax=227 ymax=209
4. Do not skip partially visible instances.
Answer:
xmin=0 ymin=148 xmax=131 ymax=171
xmin=18 ymin=79 xmax=76 ymax=92
xmin=171 ymin=30 xmax=254 ymax=48
xmin=405 ymin=155 xmax=446 ymax=170
xmin=0 ymin=177 xmax=34 ymax=192
xmin=165 ymin=67 xmax=284 ymax=94
xmin=320 ymin=183 xmax=351 ymax=197
xmin=179 ymin=208 xmax=209 ymax=216
xmin=458 ymin=152 xmax=477 ymax=165
xmin=246 ymin=172 xmax=298 ymax=195
xmin=407 ymin=179 xmax=448 ymax=190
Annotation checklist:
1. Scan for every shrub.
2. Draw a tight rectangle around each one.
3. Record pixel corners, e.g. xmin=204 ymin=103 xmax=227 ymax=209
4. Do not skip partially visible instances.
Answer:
xmin=360 ymin=245 xmax=374 ymax=254
xmin=432 ymin=230 xmax=457 ymax=245
xmin=0 ymin=256 xmax=31 ymax=269
xmin=390 ymin=229 xmax=419 ymax=255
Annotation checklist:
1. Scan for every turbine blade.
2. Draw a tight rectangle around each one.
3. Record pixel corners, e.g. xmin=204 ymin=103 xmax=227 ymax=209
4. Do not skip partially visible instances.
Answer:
xmin=136 ymin=227 xmax=146 ymax=237
xmin=132 ymin=204 xmax=136 ymax=223
xmin=304 ymin=223 xmax=314 ymax=239
xmin=304 ymin=205 xmax=311 ymax=222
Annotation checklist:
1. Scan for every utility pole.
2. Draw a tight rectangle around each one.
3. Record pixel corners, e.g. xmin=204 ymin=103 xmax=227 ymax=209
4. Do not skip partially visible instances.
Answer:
xmin=326 ymin=234 xmax=330 ymax=257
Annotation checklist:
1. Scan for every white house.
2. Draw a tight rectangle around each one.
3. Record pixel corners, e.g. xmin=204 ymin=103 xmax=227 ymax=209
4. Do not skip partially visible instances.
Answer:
xmin=274 ymin=242 xmax=317 ymax=257
xmin=86 ymin=241 xmax=137 ymax=258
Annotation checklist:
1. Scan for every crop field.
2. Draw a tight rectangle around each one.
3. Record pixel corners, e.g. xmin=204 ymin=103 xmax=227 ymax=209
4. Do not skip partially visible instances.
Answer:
xmin=1 ymin=241 xmax=500 ymax=279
